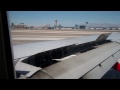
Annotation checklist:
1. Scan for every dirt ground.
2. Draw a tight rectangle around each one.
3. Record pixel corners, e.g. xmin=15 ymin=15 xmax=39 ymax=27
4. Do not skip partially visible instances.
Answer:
xmin=11 ymin=29 xmax=120 ymax=45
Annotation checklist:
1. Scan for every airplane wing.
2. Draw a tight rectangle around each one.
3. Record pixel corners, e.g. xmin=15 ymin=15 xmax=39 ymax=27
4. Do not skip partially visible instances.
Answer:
xmin=13 ymin=32 xmax=120 ymax=79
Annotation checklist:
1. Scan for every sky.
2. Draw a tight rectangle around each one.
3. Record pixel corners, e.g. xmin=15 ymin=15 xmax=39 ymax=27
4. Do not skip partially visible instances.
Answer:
xmin=7 ymin=11 xmax=120 ymax=27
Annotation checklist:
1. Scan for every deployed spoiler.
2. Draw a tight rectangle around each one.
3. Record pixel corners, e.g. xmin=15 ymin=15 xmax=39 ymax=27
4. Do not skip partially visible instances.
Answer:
xmin=13 ymin=32 xmax=118 ymax=60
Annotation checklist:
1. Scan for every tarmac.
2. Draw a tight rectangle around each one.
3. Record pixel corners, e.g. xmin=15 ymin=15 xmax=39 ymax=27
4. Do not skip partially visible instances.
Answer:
xmin=11 ymin=29 xmax=120 ymax=45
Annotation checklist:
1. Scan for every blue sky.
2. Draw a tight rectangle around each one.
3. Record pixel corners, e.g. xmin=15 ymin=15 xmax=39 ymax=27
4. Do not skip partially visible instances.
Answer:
xmin=7 ymin=11 xmax=120 ymax=27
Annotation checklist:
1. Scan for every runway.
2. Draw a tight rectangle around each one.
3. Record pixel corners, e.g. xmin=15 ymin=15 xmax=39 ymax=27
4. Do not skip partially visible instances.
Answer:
xmin=11 ymin=29 xmax=120 ymax=45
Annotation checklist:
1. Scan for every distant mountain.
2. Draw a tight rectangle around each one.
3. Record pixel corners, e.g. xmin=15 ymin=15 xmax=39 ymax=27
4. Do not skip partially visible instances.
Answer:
xmin=88 ymin=23 xmax=120 ymax=27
